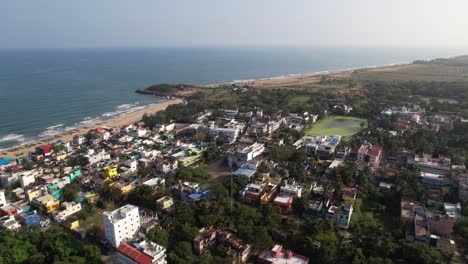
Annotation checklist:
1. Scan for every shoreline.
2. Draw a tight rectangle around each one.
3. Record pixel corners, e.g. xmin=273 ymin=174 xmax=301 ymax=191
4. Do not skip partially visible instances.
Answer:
xmin=0 ymin=61 xmax=410 ymax=158
xmin=203 ymin=62 xmax=408 ymax=88
xmin=0 ymin=98 xmax=184 ymax=158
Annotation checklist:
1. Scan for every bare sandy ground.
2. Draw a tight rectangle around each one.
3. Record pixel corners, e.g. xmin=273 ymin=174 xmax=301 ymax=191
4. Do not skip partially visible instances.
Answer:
xmin=0 ymin=98 xmax=183 ymax=159
xmin=245 ymin=70 xmax=355 ymax=87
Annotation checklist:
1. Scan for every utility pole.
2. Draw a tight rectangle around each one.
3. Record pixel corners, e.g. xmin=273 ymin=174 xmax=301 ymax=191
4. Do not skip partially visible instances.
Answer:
xmin=230 ymin=168 xmax=233 ymax=216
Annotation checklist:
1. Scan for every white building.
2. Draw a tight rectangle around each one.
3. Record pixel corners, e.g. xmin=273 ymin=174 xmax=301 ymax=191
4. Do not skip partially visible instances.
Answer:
xmin=335 ymin=202 xmax=353 ymax=229
xmin=19 ymin=173 xmax=36 ymax=189
xmin=266 ymin=121 xmax=281 ymax=134
xmin=280 ymin=183 xmax=302 ymax=198
xmin=239 ymin=142 xmax=265 ymax=162
xmin=208 ymin=127 xmax=239 ymax=142
xmin=125 ymin=160 xmax=138 ymax=173
xmin=0 ymin=190 xmax=6 ymax=206
xmin=54 ymin=202 xmax=82 ymax=222
xmin=408 ymin=154 xmax=451 ymax=175
xmin=0 ymin=215 xmax=21 ymax=230
xmin=103 ymin=204 xmax=141 ymax=248
xmin=301 ymin=135 xmax=341 ymax=155
xmin=73 ymin=135 xmax=86 ymax=145
xmin=57 ymin=177 xmax=71 ymax=189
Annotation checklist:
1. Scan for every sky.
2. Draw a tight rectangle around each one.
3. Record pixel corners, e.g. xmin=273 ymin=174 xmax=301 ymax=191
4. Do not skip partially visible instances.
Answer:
xmin=2 ymin=0 xmax=468 ymax=49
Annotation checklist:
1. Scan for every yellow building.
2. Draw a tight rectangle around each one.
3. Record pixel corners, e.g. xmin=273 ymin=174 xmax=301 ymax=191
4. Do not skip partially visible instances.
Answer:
xmin=157 ymin=196 xmax=174 ymax=210
xmin=101 ymin=165 xmax=118 ymax=179
xmin=85 ymin=192 xmax=99 ymax=204
xmin=119 ymin=183 xmax=134 ymax=194
xmin=111 ymin=181 xmax=134 ymax=195
xmin=33 ymin=194 xmax=60 ymax=213
xmin=67 ymin=220 xmax=80 ymax=230
xmin=26 ymin=189 xmax=44 ymax=202
xmin=54 ymin=152 xmax=68 ymax=161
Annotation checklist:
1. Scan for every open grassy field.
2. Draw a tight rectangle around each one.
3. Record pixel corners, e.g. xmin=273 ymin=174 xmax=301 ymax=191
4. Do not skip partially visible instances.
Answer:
xmin=352 ymin=63 xmax=468 ymax=82
xmin=305 ymin=116 xmax=367 ymax=138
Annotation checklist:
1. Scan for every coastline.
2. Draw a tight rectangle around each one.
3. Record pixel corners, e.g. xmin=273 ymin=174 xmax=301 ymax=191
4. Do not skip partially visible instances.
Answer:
xmin=204 ymin=63 xmax=407 ymax=88
xmin=0 ymin=98 xmax=183 ymax=158
xmin=0 ymin=62 xmax=409 ymax=158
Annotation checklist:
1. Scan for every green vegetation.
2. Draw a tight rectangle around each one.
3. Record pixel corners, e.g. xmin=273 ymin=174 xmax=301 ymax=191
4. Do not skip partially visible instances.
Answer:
xmin=288 ymin=95 xmax=310 ymax=106
xmin=136 ymin=83 xmax=198 ymax=96
xmin=305 ymin=116 xmax=367 ymax=138
xmin=352 ymin=63 xmax=468 ymax=82
xmin=0 ymin=225 xmax=101 ymax=264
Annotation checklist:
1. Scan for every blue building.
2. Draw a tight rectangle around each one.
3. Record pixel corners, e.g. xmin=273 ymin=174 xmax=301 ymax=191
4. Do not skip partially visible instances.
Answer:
xmin=420 ymin=172 xmax=445 ymax=187
xmin=18 ymin=210 xmax=40 ymax=227
xmin=0 ymin=158 xmax=13 ymax=166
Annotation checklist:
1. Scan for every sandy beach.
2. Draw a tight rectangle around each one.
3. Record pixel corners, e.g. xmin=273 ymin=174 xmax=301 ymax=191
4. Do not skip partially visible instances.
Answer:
xmin=250 ymin=70 xmax=355 ymax=87
xmin=205 ymin=69 xmax=358 ymax=88
xmin=0 ymin=98 xmax=183 ymax=159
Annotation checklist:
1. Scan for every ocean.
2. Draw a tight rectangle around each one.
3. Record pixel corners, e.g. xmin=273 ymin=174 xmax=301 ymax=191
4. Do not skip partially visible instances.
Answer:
xmin=0 ymin=46 xmax=466 ymax=150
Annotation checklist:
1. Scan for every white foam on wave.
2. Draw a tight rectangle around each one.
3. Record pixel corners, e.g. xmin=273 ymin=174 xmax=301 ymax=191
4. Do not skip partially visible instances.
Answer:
xmin=46 ymin=124 xmax=64 ymax=130
xmin=102 ymin=102 xmax=147 ymax=118
xmin=79 ymin=117 xmax=102 ymax=126
xmin=1 ymin=101 xmax=166 ymax=151
xmin=0 ymin=134 xmax=25 ymax=142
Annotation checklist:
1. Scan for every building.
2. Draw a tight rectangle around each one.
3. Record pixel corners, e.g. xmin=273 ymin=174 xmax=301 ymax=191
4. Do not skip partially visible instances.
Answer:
xmin=459 ymin=176 xmax=468 ymax=202
xmin=426 ymin=115 xmax=454 ymax=130
xmin=32 ymin=194 xmax=60 ymax=213
xmin=17 ymin=210 xmax=40 ymax=227
xmin=258 ymin=244 xmax=309 ymax=264
xmin=301 ymin=135 xmax=341 ymax=156
xmin=193 ymin=226 xmax=218 ymax=255
xmin=208 ymin=127 xmax=239 ymax=144
xmin=0 ymin=190 xmax=6 ymax=206
xmin=117 ymin=240 xmax=167 ymax=264
xmin=156 ymin=196 xmax=174 ymax=210
xmin=280 ymin=183 xmax=302 ymax=198
xmin=142 ymin=178 xmax=166 ymax=189
xmin=73 ymin=135 xmax=86 ymax=145
xmin=401 ymin=199 xmax=456 ymax=253
xmin=0 ymin=215 xmax=21 ymax=230
xmin=357 ymin=142 xmax=382 ymax=168
xmin=36 ymin=145 xmax=53 ymax=156
xmin=54 ymin=202 xmax=82 ymax=222
xmin=101 ymin=165 xmax=119 ymax=179
xmin=193 ymin=227 xmax=251 ymax=262
xmin=426 ymin=211 xmax=455 ymax=238
xmin=408 ymin=154 xmax=451 ymax=175
xmin=103 ymin=204 xmax=141 ymax=248
xmin=420 ymin=172 xmax=446 ymax=188
xmin=238 ymin=142 xmax=265 ymax=162
xmin=157 ymin=160 xmax=178 ymax=174
xmin=273 ymin=195 xmax=294 ymax=214
xmin=335 ymin=202 xmax=353 ymax=229
xmin=19 ymin=173 xmax=36 ymax=189
xmin=233 ymin=167 xmax=257 ymax=179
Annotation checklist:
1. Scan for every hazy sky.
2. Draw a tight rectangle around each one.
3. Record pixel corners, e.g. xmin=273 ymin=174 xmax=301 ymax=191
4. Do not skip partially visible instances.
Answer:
xmin=2 ymin=0 xmax=468 ymax=49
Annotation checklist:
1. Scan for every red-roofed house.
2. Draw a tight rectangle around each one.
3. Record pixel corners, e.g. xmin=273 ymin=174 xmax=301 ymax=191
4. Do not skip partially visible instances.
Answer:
xmin=117 ymin=241 xmax=166 ymax=264
xmin=36 ymin=145 xmax=53 ymax=156
xmin=273 ymin=195 xmax=294 ymax=214
xmin=357 ymin=142 xmax=382 ymax=167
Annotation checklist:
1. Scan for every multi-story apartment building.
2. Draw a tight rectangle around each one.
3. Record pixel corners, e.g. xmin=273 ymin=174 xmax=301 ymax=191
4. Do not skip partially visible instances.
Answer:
xmin=103 ymin=204 xmax=140 ymax=248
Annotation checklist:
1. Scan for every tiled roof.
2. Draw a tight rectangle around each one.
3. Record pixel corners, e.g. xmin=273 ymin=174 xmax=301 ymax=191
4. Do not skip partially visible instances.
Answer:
xmin=117 ymin=242 xmax=153 ymax=264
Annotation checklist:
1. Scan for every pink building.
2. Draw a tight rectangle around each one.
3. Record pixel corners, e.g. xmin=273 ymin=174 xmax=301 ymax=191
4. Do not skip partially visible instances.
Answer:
xmin=258 ymin=244 xmax=308 ymax=264
xmin=273 ymin=195 xmax=294 ymax=214
xmin=427 ymin=211 xmax=454 ymax=238
xmin=357 ymin=142 xmax=382 ymax=167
